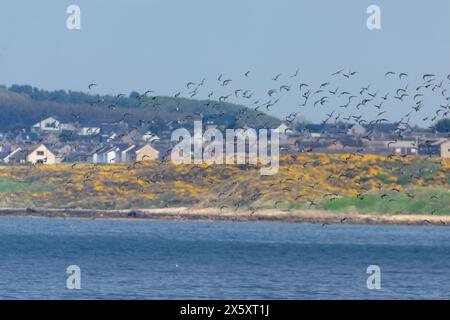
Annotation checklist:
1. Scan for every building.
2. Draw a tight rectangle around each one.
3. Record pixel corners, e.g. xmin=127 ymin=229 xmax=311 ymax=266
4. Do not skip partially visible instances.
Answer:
xmin=438 ymin=140 xmax=450 ymax=158
xmin=26 ymin=144 xmax=59 ymax=164
xmin=347 ymin=123 xmax=367 ymax=136
xmin=142 ymin=131 xmax=160 ymax=143
xmin=0 ymin=149 xmax=11 ymax=163
xmin=386 ymin=140 xmax=418 ymax=156
xmin=121 ymin=145 xmax=136 ymax=162
xmin=420 ymin=139 xmax=450 ymax=158
xmin=304 ymin=123 xmax=349 ymax=138
xmin=3 ymin=147 xmax=27 ymax=164
xmin=60 ymin=123 xmax=78 ymax=132
xmin=92 ymin=146 xmax=120 ymax=164
xmin=79 ymin=127 xmax=101 ymax=136
xmin=31 ymin=117 xmax=61 ymax=133
xmin=274 ymin=123 xmax=293 ymax=137
xmin=136 ymin=144 xmax=160 ymax=161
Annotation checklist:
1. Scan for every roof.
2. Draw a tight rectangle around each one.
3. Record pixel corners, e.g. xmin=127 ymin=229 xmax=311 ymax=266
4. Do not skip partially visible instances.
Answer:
xmin=367 ymin=122 xmax=408 ymax=133
xmin=122 ymin=145 xmax=136 ymax=153
xmin=387 ymin=140 xmax=417 ymax=148
xmin=3 ymin=147 xmax=26 ymax=162
xmin=430 ymin=139 xmax=450 ymax=146
xmin=136 ymin=144 xmax=159 ymax=154
xmin=305 ymin=123 xmax=349 ymax=134
xmin=32 ymin=116 xmax=61 ymax=126
xmin=29 ymin=143 xmax=57 ymax=155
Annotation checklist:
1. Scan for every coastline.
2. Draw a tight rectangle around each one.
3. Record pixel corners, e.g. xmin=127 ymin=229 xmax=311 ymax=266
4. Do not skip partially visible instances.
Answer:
xmin=0 ymin=207 xmax=449 ymax=226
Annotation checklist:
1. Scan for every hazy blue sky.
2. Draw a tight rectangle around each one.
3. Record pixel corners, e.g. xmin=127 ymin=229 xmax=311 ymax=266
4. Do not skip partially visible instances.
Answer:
xmin=1 ymin=0 xmax=450 ymax=124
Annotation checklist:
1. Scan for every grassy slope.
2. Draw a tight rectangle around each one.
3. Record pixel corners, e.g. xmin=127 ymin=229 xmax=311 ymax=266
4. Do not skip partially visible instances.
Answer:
xmin=319 ymin=187 xmax=450 ymax=215
xmin=0 ymin=154 xmax=448 ymax=214
xmin=0 ymin=177 xmax=55 ymax=193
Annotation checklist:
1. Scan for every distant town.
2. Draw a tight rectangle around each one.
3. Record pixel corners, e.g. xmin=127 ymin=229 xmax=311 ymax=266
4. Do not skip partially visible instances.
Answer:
xmin=0 ymin=115 xmax=448 ymax=166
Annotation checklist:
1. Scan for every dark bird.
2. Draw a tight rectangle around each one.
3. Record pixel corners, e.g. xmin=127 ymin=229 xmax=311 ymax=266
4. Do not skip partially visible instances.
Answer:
xmin=272 ymin=73 xmax=282 ymax=81
xmin=332 ymin=68 xmax=344 ymax=76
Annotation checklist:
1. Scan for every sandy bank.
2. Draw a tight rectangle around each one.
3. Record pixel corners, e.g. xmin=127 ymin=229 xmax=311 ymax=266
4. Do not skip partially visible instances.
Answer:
xmin=0 ymin=207 xmax=448 ymax=226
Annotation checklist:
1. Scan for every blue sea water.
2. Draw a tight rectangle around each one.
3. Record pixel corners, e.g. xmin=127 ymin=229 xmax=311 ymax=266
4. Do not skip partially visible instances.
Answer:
xmin=0 ymin=217 xmax=449 ymax=299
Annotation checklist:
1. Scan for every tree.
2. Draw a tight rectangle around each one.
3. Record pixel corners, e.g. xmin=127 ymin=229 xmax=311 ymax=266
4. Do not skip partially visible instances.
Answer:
xmin=434 ymin=118 xmax=450 ymax=133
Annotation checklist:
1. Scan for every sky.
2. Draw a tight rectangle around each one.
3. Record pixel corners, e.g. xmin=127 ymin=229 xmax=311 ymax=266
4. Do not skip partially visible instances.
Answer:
xmin=1 ymin=0 xmax=450 ymax=125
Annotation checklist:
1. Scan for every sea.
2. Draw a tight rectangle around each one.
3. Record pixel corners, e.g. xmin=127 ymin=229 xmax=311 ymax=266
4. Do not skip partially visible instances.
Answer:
xmin=0 ymin=217 xmax=449 ymax=299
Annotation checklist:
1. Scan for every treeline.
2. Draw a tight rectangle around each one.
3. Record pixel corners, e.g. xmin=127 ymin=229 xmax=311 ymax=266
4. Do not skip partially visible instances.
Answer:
xmin=0 ymin=85 xmax=279 ymax=133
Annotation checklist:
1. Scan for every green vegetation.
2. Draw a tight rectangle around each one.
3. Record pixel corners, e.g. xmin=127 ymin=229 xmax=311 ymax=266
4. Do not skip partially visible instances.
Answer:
xmin=0 ymin=85 xmax=279 ymax=132
xmin=0 ymin=177 xmax=55 ymax=193
xmin=319 ymin=188 xmax=450 ymax=215
xmin=434 ymin=118 xmax=450 ymax=133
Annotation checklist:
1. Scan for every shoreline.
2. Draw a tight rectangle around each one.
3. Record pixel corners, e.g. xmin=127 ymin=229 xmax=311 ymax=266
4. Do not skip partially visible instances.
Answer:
xmin=0 ymin=207 xmax=449 ymax=227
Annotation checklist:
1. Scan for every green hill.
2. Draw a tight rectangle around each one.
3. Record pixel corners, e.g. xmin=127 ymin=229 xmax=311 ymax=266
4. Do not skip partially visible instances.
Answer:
xmin=0 ymin=85 xmax=280 ymax=133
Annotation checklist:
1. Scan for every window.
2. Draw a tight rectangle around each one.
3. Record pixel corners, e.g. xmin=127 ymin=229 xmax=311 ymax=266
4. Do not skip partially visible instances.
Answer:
xmin=37 ymin=151 xmax=44 ymax=156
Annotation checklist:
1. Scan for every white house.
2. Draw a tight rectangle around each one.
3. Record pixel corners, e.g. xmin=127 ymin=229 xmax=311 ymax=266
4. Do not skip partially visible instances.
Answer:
xmin=107 ymin=133 xmax=118 ymax=142
xmin=4 ymin=144 xmax=59 ymax=165
xmin=26 ymin=144 xmax=59 ymax=164
xmin=60 ymin=123 xmax=78 ymax=132
xmin=274 ymin=123 xmax=292 ymax=136
xmin=348 ymin=123 xmax=366 ymax=136
xmin=79 ymin=127 xmax=101 ymax=136
xmin=142 ymin=131 xmax=160 ymax=142
xmin=121 ymin=145 xmax=136 ymax=162
xmin=92 ymin=146 xmax=120 ymax=164
xmin=31 ymin=117 xmax=61 ymax=133
xmin=386 ymin=140 xmax=418 ymax=156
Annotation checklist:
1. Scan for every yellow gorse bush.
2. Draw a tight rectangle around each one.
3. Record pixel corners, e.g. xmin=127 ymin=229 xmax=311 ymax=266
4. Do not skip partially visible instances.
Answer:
xmin=0 ymin=153 xmax=448 ymax=209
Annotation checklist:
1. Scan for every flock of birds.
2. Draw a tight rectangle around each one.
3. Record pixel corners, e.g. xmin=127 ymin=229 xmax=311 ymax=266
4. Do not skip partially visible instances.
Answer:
xmin=60 ymin=68 xmax=450 ymax=225
xmin=85 ymin=68 xmax=450 ymax=139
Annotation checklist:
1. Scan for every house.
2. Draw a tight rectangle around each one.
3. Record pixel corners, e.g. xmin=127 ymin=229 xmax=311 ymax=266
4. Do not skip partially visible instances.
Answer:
xmin=0 ymin=147 xmax=11 ymax=163
xmin=121 ymin=145 xmax=136 ymax=162
xmin=136 ymin=144 xmax=160 ymax=161
xmin=31 ymin=117 xmax=62 ymax=133
xmin=4 ymin=144 xmax=59 ymax=165
xmin=347 ymin=123 xmax=366 ymax=136
xmin=419 ymin=139 xmax=450 ymax=158
xmin=3 ymin=147 xmax=27 ymax=164
xmin=67 ymin=150 xmax=93 ymax=163
xmin=60 ymin=123 xmax=78 ymax=132
xmin=386 ymin=140 xmax=418 ymax=156
xmin=367 ymin=122 xmax=410 ymax=139
xmin=364 ymin=140 xmax=391 ymax=155
xmin=274 ymin=123 xmax=293 ymax=137
xmin=79 ymin=127 xmax=101 ymax=136
xmin=142 ymin=131 xmax=160 ymax=143
xmin=439 ymin=140 xmax=450 ymax=157
xmin=92 ymin=146 xmax=120 ymax=164
xmin=26 ymin=144 xmax=59 ymax=164
xmin=304 ymin=123 xmax=349 ymax=138
xmin=106 ymin=133 xmax=118 ymax=142
xmin=65 ymin=143 xmax=98 ymax=163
